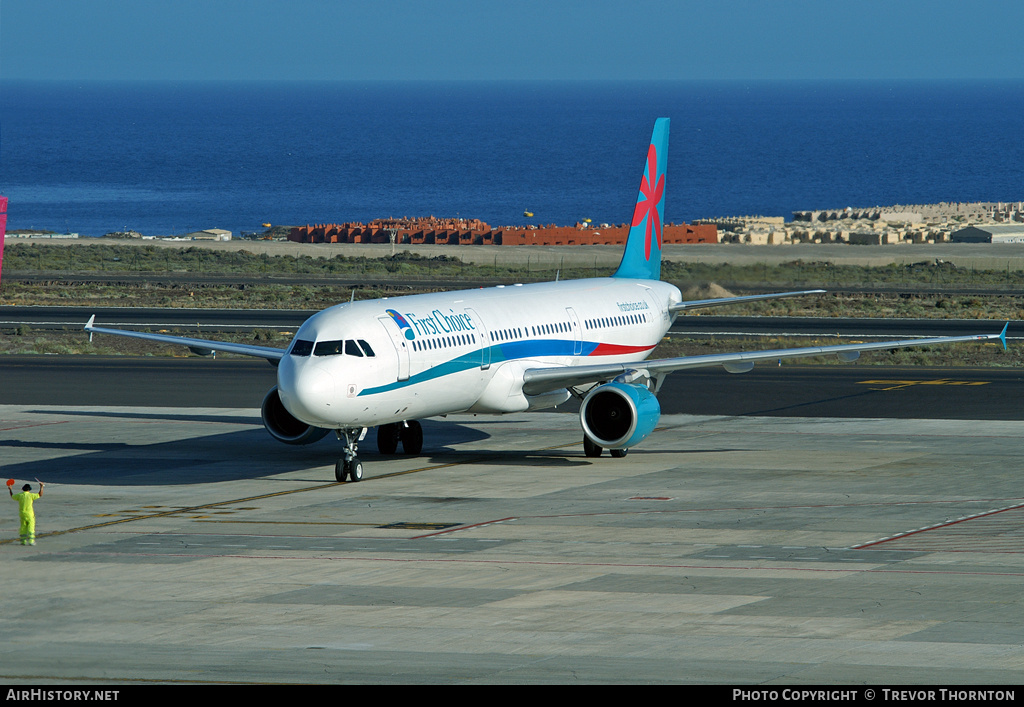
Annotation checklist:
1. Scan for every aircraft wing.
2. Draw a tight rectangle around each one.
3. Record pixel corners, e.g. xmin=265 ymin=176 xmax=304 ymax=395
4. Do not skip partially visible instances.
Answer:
xmin=521 ymin=324 xmax=1008 ymax=396
xmin=85 ymin=315 xmax=286 ymax=362
xmin=669 ymin=289 xmax=826 ymax=312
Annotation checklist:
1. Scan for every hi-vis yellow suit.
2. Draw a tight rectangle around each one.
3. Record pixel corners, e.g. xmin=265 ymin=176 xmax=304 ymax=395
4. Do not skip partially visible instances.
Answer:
xmin=12 ymin=491 xmax=40 ymax=545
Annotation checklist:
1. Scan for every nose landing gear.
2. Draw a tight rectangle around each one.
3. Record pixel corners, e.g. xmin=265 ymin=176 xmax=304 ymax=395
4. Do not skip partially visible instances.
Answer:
xmin=334 ymin=427 xmax=367 ymax=482
xmin=335 ymin=421 xmax=425 ymax=482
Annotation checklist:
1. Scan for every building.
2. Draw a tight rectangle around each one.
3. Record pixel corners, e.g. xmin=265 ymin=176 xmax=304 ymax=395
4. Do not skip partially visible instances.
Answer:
xmin=187 ymin=229 xmax=232 ymax=241
xmin=950 ymin=225 xmax=1024 ymax=243
xmin=288 ymin=219 xmax=717 ymax=246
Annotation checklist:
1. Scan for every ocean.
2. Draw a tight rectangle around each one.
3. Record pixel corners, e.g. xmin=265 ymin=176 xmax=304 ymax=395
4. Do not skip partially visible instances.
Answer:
xmin=1 ymin=80 xmax=1022 ymax=237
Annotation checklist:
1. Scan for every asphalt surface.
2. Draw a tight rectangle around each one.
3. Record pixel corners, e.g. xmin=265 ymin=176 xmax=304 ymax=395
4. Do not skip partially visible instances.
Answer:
xmin=4 ymin=335 xmax=1024 ymax=684
xmin=0 ymin=305 xmax=312 ymax=332
xmin=672 ymin=315 xmax=1018 ymax=340
xmin=1 ymin=355 xmax=1021 ymax=420
xmin=2 ymin=304 xmax=1017 ymax=340
xmin=4 ymin=406 xmax=1024 ymax=684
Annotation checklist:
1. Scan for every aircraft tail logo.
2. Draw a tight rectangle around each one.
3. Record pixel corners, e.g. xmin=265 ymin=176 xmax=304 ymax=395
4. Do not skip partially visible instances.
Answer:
xmin=613 ymin=118 xmax=669 ymax=281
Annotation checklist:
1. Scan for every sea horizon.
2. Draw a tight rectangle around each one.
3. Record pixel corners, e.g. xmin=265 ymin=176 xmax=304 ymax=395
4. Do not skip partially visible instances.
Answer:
xmin=2 ymin=78 xmax=1022 ymax=237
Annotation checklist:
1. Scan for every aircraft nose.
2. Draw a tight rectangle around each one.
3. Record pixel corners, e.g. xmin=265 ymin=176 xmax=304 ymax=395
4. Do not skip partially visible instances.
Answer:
xmin=277 ymin=358 xmax=337 ymax=426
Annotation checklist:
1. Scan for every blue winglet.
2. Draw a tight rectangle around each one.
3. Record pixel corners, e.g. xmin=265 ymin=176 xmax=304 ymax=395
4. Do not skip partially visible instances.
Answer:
xmin=999 ymin=322 xmax=1009 ymax=351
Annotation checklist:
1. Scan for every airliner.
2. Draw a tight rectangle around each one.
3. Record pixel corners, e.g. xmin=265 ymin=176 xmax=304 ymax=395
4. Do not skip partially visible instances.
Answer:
xmin=84 ymin=119 xmax=1007 ymax=482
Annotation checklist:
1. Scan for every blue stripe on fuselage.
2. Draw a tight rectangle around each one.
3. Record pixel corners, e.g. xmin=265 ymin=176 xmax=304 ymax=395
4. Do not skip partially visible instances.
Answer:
xmin=357 ymin=338 xmax=590 ymax=396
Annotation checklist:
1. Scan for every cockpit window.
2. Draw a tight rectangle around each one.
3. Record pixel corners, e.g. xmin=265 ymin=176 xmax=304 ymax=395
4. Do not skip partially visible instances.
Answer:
xmin=308 ymin=339 xmax=377 ymax=357
xmin=313 ymin=339 xmax=344 ymax=356
xmin=290 ymin=339 xmax=314 ymax=357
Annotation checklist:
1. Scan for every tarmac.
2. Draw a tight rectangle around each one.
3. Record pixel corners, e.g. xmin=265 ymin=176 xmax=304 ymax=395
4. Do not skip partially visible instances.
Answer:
xmin=3 ymin=404 xmax=1024 ymax=684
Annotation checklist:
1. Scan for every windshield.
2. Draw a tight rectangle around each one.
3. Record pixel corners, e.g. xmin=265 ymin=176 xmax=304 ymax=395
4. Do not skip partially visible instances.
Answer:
xmin=298 ymin=339 xmax=377 ymax=358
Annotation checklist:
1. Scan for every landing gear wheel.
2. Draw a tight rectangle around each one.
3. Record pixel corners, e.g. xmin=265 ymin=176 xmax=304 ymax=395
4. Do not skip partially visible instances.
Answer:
xmin=377 ymin=423 xmax=399 ymax=455
xmin=335 ymin=456 xmax=363 ymax=482
xmin=584 ymin=436 xmax=603 ymax=458
xmin=401 ymin=420 xmax=423 ymax=455
xmin=347 ymin=457 xmax=363 ymax=482
xmin=610 ymin=448 xmax=629 ymax=458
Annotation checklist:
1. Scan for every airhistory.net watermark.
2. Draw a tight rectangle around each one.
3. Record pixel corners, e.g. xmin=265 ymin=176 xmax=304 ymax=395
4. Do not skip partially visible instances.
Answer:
xmin=6 ymin=691 xmax=119 ymax=702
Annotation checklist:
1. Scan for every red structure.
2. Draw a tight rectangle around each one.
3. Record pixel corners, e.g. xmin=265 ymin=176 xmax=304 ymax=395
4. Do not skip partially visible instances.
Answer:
xmin=288 ymin=217 xmax=717 ymax=246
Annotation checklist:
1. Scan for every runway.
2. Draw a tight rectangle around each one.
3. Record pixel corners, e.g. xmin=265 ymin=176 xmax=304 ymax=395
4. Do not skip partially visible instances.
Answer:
xmin=2 ymin=357 xmax=1024 ymax=683
xmin=2 ymin=355 xmax=1022 ymax=420
xmin=2 ymin=305 xmax=1017 ymax=341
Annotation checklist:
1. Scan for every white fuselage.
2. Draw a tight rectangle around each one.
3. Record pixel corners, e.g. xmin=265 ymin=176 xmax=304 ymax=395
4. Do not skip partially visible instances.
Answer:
xmin=276 ymin=277 xmax=682 ymax=429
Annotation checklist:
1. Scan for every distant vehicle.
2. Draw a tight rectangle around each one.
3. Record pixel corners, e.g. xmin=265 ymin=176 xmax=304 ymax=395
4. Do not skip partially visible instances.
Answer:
xmin=86 ymin=120 xmax=1007 ymax=482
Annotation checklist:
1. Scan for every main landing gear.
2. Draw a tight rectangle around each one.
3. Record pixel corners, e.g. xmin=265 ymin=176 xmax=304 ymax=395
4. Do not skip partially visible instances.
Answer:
xmin=376 ymin=421 xmax=423 ymax=456
xmin=583 ymin=436 xmax=628 ymax=458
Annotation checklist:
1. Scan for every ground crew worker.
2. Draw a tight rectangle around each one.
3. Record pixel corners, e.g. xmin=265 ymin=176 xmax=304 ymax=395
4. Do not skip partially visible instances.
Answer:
xmin=9 ymin=481 xmax=43 ymax=546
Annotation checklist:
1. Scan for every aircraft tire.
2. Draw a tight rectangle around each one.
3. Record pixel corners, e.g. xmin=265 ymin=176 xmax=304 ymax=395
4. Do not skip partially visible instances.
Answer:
xmin=377 ymin=423 xmax=399 ymax=455
xmin=583 ymin=436 xmax=603 ymax=458
xmin=610 ymin=448 xmax=629 ymax=458
xmin=335 ymin=458 xmax=347 ymax=482
xmin=401 ymin=421 xmax=423 ymax=455
xmin=348 ymin=457 xmax=364 ymax=482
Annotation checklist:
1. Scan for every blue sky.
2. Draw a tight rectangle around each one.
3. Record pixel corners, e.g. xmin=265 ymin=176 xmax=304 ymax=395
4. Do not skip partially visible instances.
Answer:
xmin=3 ymin=0 xmax=1023 ymax=82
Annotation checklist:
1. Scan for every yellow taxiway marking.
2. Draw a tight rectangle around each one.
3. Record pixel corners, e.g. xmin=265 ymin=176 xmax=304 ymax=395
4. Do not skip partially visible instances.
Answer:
xmin=859 ymin=379 xmax=990 ymax=391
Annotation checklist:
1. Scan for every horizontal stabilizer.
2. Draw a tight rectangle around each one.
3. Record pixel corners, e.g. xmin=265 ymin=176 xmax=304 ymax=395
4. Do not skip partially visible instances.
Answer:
xmin=670 ymin=289 xmax=826 ymax=313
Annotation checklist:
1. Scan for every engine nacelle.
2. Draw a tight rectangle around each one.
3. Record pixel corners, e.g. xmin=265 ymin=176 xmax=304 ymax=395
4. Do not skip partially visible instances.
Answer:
xmin=261 ymin=386 xmax=331 ymax=445
xmin=580 ymin=382 xmax=661 ymax=450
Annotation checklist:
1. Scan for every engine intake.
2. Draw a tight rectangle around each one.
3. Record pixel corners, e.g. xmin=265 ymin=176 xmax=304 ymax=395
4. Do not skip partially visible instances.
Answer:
xmin=261 ymin=386 xmax=330 ymax=445
xmin=580 ymin=382 xmax=661 ymax=450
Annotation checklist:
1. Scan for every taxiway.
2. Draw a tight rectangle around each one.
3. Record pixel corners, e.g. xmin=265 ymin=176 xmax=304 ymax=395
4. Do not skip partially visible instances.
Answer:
xmin=2 ymin=391 xmax=1024 ymax=683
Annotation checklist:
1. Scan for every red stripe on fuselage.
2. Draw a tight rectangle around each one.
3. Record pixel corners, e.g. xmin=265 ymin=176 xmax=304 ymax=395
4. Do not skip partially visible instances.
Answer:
xmin=588 ymin=343 xmax=656 ymax=356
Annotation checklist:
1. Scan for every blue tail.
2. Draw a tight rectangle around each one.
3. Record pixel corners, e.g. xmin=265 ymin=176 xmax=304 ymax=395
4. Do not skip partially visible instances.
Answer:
xmin=613 ymin=118 xmax=669 ymax=281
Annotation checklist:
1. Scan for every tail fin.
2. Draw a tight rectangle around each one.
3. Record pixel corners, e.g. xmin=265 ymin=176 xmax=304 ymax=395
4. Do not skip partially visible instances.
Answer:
xmin=613 ymin=118 xmax=669 ymax=281
xmin=0 ymin=196 xmax=7 ymax=285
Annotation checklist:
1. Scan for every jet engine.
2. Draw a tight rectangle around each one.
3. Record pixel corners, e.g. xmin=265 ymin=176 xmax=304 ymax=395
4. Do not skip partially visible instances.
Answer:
xmin=579 ymin=382 xmax=661 ymax=450
xmin=261 ymin=386 xmax=331 ymax=445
